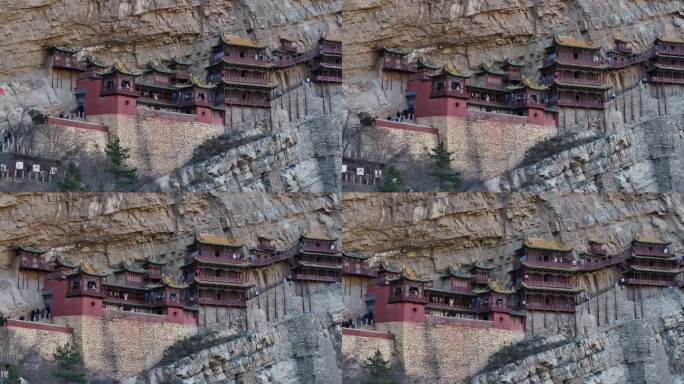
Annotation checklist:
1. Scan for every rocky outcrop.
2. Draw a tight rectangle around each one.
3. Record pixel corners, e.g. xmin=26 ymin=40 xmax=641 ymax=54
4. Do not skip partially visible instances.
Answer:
xmin=142 ymin=284 xmax=343 ymax=384
xmin=471 ymin=306 xmax=684 ymax=384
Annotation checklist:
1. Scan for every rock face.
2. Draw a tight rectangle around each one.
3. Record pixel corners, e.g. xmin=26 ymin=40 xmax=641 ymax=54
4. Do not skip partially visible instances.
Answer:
xmin=142 ymin=284 xmax=343 ymax=384
xmin=0 ymin=192 xmax=341 ymax=315
xmin=471 ymin=303 xmax=684 ymax=384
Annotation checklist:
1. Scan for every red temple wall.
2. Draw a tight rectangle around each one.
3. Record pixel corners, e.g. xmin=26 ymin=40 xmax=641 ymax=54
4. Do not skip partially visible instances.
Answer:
xmin=45 ymin=278 xmax=104 ymax=318
xmin=369 ymin=284 xmax=426 ymax=323
xmin=77 ymin=77 xmax=138 ymax=116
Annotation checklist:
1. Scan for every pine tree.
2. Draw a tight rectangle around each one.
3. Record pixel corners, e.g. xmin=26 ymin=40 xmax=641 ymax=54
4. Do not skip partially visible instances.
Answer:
xmin=427 ymin=139 xmax=462 ymax=191
xmin=378 ymin=165 xmax=404 ymax=192
xmin=58 ymin=161 xmax=88 ymax=192
xmin=105 ymin=137 xmax=137 ymax=191
xmin=5 ymin=365 xmax=21 ymax=384
xmin=362 ymin=349 xmax=393 ymax=384
xmin=52 ymin=342 xmax=86 ymax=384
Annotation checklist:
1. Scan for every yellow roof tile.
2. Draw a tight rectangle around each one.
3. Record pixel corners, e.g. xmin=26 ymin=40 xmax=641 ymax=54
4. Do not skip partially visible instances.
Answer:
xmin=524 ymin=238 xmax=572 ymax=252
xmin=634 ymin=235 xmax=669 ymax=245
xmin=196 ymin=233 xmax=243 ymax=247
xmin=555 ymin=36 xmax=601 ymax=50
xmin=221 ymin=34 xmax=266 ymax=49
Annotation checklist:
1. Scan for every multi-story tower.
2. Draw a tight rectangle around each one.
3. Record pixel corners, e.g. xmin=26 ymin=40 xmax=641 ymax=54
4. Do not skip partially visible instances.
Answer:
xmin=540 ymin=36 xmax=612 ymax=109
xmin=513 ymin=238 xmax=582 ymax=313
xmin=182 ymin=234 xmax=254 ymax=308
xmin=136 ymin=60 xmax=179 ymax=111
xmin=314 ymin=37 xmax=342 ymax=83
xmin=425 ymin=267 xmax=476 ymax=319
xmin=624 ymin=236 xmax=681 ymax=286
xmin=50 ymin=46 xmax=86 ymax=89
xmin=647 ymin=36 xmax=684 ymax=85
xmin=207 ymin=34 xmax=277 ymax=112
xmin=467 ymin=64 xmax=511 ymax=114
xmin=291 ymin=233 xmax=342 ymax=283
xmin=103 ymin=260 xmax=148 ymax=311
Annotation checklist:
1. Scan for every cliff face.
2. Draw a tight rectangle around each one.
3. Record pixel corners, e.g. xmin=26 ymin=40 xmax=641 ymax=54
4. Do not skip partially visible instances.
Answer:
xmin=0 ymin=192 xmax=341 ymax=315
xmin=342 ymin=193 xmax=684 ymax=279
xmin=472 ymin=306 xmax=684 ymax=384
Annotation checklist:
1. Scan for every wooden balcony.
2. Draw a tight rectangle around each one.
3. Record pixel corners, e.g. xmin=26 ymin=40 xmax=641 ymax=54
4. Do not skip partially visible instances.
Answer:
xmin=276 ymin=51 xmax=316 ymax=68
xmin=468 ymin=98 xmax=512 ymax=109
xmin=104 ymin=296 xmax=147 ymax=306
xmin=137 ymin=97 xmax=178 ymax=108
xmin=146 ymin=269 xmax=162 ymax=280
xmin=320 ymin=44 xmax=342 ymax=56
xmin=194 ymin=273 xmax=246 ymax=285
xmin=292 ymin=272 xmax=338 ymax=282
xmin=557 ymin=99 xmax=605 ymax=109
xmin=655 ymin=45 xmax=684 ymax=57
xmin=197 ymin=297 xmax=246 ymax=307
xmin=174 ymin=69 xmax=190 ymax=80
xmin=523 ymin=279 xmax=575 ymax=289
xmin=474 ymin=275 xmax=489 ymax=286
xmin=624 ymin=278 xmax=672 ymax=287
xmin=476 ymin=303 xmax=514 ymax=314
xmin=555 ymin=75 xmax=607 ymax=87
xmin=19 ymin=256 xmax=53 ymax=272
xmin=314 ymin=75 xmax=343 ymax=83
xmin=100 ymin=86 xmax=139 ymax=98
xmin=222 ymin=74 xmax=272 ymax=86
xmin=388 ymin=294 xmax=428 ymax=304
xmin=426 ymin=302 xmax=474 ymax=312
xmin=217 ymin=55 xmax=275 ymax=67
xmin=506 ymin=71 xmax=522 ymax=82
xmin=430 ymin=88 xmax=468 ymax=98
xmin=525 ymin=303 xmax=575 ymax=313
xmin=148 ymin=296 xmax=187 ymax=308
xmin=520 ymin=259 xmax=577 ymax=270
xmin=648 ymin=75 xmax=684 ymax=85
xmin=223 ymin=97 xmax=271 ymax=108
xmin=383 ymin=60 xmax=417 ymax=73
xmin=633 ymin=248 xmax=670 ymax=258
xmin=342 ymin=265 xmax=377 ymax=277
xmin=52 ymin=57 xmax=87 ymax=71
xmin=510 ymin=98 xmax=550 ymax=110
xmin=544 ymin=56 xmax=608 ymax=68
xmin=66 ymin=286 xmax=106 ymax=298
xmin=301 ymin=243 xmax=338 ymax=254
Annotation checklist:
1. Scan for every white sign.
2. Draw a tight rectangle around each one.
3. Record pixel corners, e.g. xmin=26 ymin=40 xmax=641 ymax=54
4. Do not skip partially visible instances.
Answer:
xmin=374 ymin=169 xmax=383 ymax=178
xmin=32 ymin=164 xmax=40 ymax=173
xmin=341 ymin=164 xmax=347 ymax=173
xmin=0 ymin=164 xmax=5 ymax=172
xmin=15 ymin=161 xmax=23 ymax=170
xmin=50 ymin=167 xmax=58 ymax=175
xmin=0 ymin=370 xmax=8 ymax=379
xmin=356 ymin=167 xmax=365 ymax=176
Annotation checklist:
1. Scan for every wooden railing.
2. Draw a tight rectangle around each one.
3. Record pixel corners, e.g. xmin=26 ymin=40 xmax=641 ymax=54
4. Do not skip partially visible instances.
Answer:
xmin=66 ymin=286 xmax=106 ymax=298
xmin=223 ymin=97 xmax=271 ymax=107
xmin=383 ymin=61 xmax=418 ymax=73
xmin=557 ymin=99 xmax=605 ymax=109
xmin=222 ymin=74 xmax=271 ymax=85
xmin=197 ymin=297 xmax=247 ymax=307
xmin=218 ymin=55 xmax=275 ymax=67
xmin=389 ymin=293 xmax=428 ymax=304
xmin=19 ymin=257 xmax=53 ymax=271
xmin=430 ymin=88 xmax=468 ymax=98
xmin=523 ymin=278 xmax=575 ymax=289
xmin=292 ymin=273 xmax=338 ymax=282
xmin=100 ymin=86 xmax=139 ymax=97
xmin=426 ymin=302 xmax=473 ymax=312
xmin=320 ymin=44 xmax=342 ymax=55
xmin=648 ymin=75 xmax=684 ymax=85
xmin=544 ymin=56 xmax=608 ymax=67
xmin=625 ymin=278 xmax=672 ymax=286
xmin=519 ymin=259 xmax=576 ymax=269
xmin=314 ymin=75 xmax=343 ymax=83
xmin=525 ymin=302 xmax=576 ymax=312
xmin=53 ymin=57 xmax=87 ymax=71
xmin=342 ymin=265 xmax=377 ymax=277
xmin=194 ymin=273 xmax=245 ymax=284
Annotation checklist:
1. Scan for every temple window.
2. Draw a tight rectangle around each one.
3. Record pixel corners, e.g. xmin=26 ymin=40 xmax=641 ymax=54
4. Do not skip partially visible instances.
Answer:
xmin=451 ymin=81 xmax=460 ymax=90
xmin=436 ymin=82 xmax=444 ymax=91
xmin=106 ymin=80 xmax=114 ymax=89
xmin=215 ymin=250 xmax=220 ymax=257
xmin=121 ymin=80 xmax=131 ymax=89
xmin=573 ymin=52 xmax=579 ymax=59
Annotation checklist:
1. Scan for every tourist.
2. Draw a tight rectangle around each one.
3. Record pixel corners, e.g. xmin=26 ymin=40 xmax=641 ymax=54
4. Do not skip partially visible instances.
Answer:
xmin=0 ymin=314 xmax=5 ymax=326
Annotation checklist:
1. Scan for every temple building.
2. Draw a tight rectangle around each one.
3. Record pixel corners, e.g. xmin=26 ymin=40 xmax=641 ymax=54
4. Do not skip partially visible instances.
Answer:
xmin=368 ymin=270 xmax=430 ymax=323
xmin=647 ymin=36 xmax=684 ymax=85
xmin=207 ymin=34 xmax=277 ymax=110
xmin=342 ymin=252 xmax=377 ymax=278
xmin=147 ymin=275 xmax=197 ymax=325
xmin=470 ymin=262 xmax=495 ymax=290
xmin=103 ymin=260 xmax=148 ymax=312
xmin=137 ymin=60 xmax=180 ymax=111
xmin=143 ymin=256 xmax=166 ymax=283
xmin=17 ymin=246 xmax=52 ymax=273
xmin=182 ymin=233 xmax=254 ymax=308
xmin=168 ymin=57 xmax=192 ymax=84
xmin=425 ymin=267 xmax=476 ymax=319
xmin=382 ymin=48 xmax=417 ymax=74
xmin=291 ymin=233 xmax=342 ymax=283
xmin=43 ymin=262 xmax=108 ymax=318
xmin=502 ymin=59 xmax=525 ymax=85
xmin=473 ymin=281 xmax=525 ymax=330
xmin=50 ymin=46 xmax=86 ymax=89
xmin=624 ymin=236 xmax=681 ymax=286
xmin=314 ymin=37 xmax=342 ymax=83
xmin=540 ymin=36 xmax=612 ymax=109
xmin=467 ymin=64 xmax=512 ymax=114
xmin=513 ymin=238 xmax=582 ymax=313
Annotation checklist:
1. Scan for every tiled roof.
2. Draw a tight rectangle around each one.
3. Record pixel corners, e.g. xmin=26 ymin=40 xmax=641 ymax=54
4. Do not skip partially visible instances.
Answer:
xmin=384 ymin=47 xmax=410 ymax=55
xmin=446 ymin=266 xmax=473 ymax=279
xmin=145 ymin=60 xmax=174 ymax=75
xmin=196 ymin=233 xmax=244 ymax=248
xmin=100 ymin=61 xmax=143 ymax=77
xmin=657 ymin=36 xmax=684 ymax=44
xmin=18 ymin=246 xmax=46 ymax=254
xmin=522 ymin=76 xmax=549 ymax=91
xmin=343 ymin=251 xmax=369 ymax=260
xmin=524 ymin=238 xmax=572 ymax=252
xmin=417 ymin=58 xmax=441 ymax=70
xmin=53 ymin=46 xmax=80 ymax=54
xmin=302 ymin=232 xmax=337 ymax=241
xmin=554 ymin=36 xmax=601 ymax=50
xmin=634 ymin=235 xmax=669 ymax=245
xmin=379 ymin=260 xmax=402 ymax=273
xmin=162 ymin=274 xmax=189 ymax=289
xmin=221 ymin=34 xmax=266 ymax=49
xmin=115 ymin=260 xmax=146 ymax=274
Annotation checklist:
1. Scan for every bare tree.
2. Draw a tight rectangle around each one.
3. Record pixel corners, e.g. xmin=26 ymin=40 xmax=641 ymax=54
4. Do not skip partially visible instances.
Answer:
xmin=0 ymin=95 xmax=37 ymax=153
xmin=32 ymin=122 xmax=84 ymax=161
